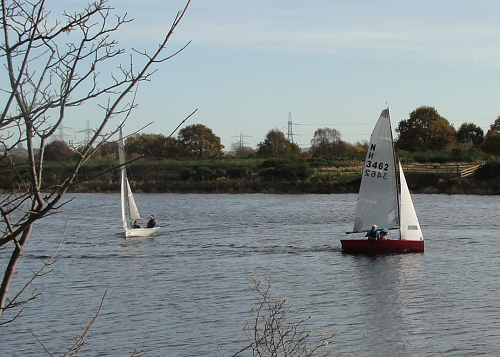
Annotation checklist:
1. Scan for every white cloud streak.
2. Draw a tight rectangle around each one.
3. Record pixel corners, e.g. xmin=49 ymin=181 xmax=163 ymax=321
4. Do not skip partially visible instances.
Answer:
xmin=116 ymin=0 xmax=500 ymax=68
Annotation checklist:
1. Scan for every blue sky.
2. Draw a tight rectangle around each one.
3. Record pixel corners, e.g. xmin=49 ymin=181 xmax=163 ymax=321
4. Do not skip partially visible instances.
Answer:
xmin=53 ymin=0 xmax=500 ymax=150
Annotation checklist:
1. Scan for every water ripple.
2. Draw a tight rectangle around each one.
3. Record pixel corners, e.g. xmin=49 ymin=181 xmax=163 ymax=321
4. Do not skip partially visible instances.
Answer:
xmin=3 ymin=193 xmax=500 ymax=356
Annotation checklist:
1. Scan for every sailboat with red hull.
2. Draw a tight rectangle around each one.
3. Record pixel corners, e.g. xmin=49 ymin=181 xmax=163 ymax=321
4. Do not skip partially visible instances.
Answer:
xmin=340 ymin=108 xmax=424 ymax=254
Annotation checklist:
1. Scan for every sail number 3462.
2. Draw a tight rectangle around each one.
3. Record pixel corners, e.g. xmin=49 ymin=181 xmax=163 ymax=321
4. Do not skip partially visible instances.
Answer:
xmin=364 ymin=161 xmax=389 ymax=179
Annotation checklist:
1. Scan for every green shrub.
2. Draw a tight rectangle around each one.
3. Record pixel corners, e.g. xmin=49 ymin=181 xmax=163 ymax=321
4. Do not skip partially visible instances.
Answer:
xmin=193 ymin=166 xmax=216 ymax=181
xmin=397 ymin=147 xmax=492 ymax=163
xmin=226 ymin=166 xmax=249 ymax=179
xmin=179 ymin=169 xmax=192 ymax=181
xmin=258 ymin=160 xmax=313 ymax=181
xmin=474 ymin=162 xmax=500 ymax=180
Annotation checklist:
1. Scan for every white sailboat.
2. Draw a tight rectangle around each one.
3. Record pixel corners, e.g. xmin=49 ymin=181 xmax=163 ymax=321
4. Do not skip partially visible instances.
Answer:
xmin=119 ymin=128 xmax=159 ymax=238
xmin=340 ymin=108 xmax=424 ymax=254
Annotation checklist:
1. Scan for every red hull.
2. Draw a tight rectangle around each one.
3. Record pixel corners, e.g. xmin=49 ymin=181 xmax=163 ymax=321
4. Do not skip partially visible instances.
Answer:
xmin=340 ymin=239 xmax=424 ymax=255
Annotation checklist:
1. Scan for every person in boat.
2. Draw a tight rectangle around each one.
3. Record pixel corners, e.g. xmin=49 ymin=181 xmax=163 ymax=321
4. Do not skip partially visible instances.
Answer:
xmin=132 ymin=220 xmax=140 ymax=229
xmin=380 ymin=228 xmax=389 ymax=240
xmin=146 ymin=215 xmax=156 ymax=228
xmin=365 ymin=224 xmax=380 ymax=241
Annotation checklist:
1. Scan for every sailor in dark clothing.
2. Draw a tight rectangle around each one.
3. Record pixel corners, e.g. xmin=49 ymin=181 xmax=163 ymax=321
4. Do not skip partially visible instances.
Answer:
xmin=365 ymin=224 xmax=380 ymax=241
xmin=146 ymin=215 xmax=156 ymax=228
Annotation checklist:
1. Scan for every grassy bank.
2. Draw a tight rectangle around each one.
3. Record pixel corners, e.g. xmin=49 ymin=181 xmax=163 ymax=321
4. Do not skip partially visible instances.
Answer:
xmin=2 ymin=158 xmax=499 ymax=194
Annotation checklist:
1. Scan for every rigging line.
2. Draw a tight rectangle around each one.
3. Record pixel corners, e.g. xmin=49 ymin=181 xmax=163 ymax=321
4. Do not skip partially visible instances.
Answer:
xmin=167 ymin=108 xmax=198 ymax=139
xmin=293 ymin=123 xmax=371 ymax=126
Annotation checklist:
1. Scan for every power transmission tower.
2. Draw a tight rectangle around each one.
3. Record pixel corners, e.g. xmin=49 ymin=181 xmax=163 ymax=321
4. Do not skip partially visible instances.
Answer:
xmin=56 ymin=125 xmax=72 ymax=142
xmin=287 ymin=112 xmax=294 ymax=143
xmin=76 ymin=119 xmax=93 ymax=145
xmin=84 ymin=119 xmax=92 ymax=144
xmin=232 ymin=133 xmax=252 ymax=149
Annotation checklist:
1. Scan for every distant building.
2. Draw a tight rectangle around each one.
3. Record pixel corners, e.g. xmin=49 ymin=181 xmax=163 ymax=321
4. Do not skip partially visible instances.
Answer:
xmin=4 ymin=143 xmax=29 ymax=158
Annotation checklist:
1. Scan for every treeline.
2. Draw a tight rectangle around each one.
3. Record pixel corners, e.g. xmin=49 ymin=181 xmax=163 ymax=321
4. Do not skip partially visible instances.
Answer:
xmin=31 ymin=106 xmax=500 ymax=164
xmin=394 ymin=106 xmax=499 ymax=156
xmin=3 ymin=105 xmax=500 ymax=194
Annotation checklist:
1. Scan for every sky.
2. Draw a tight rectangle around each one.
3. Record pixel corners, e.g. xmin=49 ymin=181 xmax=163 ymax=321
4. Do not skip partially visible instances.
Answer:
xmin=41 ymin=0 xmax=500 ymax=150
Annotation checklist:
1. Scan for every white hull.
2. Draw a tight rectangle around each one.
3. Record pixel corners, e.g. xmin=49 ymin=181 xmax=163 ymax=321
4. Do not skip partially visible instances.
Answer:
xmin=125 ymin=227 xmax=160 ymax=238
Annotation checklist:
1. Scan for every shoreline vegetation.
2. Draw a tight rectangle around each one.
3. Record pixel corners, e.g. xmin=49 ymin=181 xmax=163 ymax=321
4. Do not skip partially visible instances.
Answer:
xmin=4 ymin=157 xmax=499 ymax=195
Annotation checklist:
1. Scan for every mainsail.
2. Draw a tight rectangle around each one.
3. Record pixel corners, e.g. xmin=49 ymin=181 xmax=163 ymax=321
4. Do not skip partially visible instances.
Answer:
xmin=119 ymin=128 xmax=141 ymax=231
xmin=353 ymin=108 xmax=399 ymax=232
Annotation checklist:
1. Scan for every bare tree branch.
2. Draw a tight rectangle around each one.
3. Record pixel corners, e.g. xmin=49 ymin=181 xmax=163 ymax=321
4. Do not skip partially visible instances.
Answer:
xmin=168 ymin=108 xmax=198 ymax=139
xmin=28 ymin=291 xmax=108 ymax=357
xmin=0 ymin=1 xmax=192 ymax=345
xmin=61 ymin=291 xmax=107 ymax=357
xmin=228 ymin=276 xmax=333 ymax=357
xmin=1 ymin=221 xmax=66 ymax=316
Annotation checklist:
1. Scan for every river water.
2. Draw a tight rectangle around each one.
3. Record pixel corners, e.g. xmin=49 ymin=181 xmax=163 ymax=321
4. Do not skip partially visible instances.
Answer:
xmin=2 ymin=193 xmax=500 ymax=356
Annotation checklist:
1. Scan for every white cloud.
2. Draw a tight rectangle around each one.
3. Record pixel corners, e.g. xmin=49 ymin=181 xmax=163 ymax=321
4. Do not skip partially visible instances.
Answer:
xmin=49 ymin=0 xmax=500 ymax=68
xmin=183 ymin=16 xmax=500 ymax=67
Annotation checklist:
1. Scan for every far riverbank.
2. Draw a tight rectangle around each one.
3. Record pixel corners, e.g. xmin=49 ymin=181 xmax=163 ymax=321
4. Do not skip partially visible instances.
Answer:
xmin=3 ymin=159 xmax=499 ymax=195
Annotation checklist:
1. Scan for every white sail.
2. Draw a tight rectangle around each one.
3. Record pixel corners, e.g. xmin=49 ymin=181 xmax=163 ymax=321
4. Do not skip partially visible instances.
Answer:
xmin=119 ymin=127 xmax=158 ymax=237
xmin=399 ymin=162 xmax=423 ymax=241
xmin=353 ymin=108 xmax=399 ymax=232
xmin=341 ymin=108 xmax=424 ymax=253
xmin=125 ymin=179 xmax=141 ymax=222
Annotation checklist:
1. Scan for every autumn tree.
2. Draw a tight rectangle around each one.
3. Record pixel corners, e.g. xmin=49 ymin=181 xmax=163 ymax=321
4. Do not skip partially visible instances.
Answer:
xmin=44 ymin=140 xmax=75 ymax=161
xmin=457 ymin=122 xmax=484 ymax=146
xmin=125 ymin=133 xmax=180 ymax=159
xmin=310 ymin=127 xmax=339 ymax=155
xmin=480 ymin=116 xmax=500 ymax=158
xmin=230 ymin=134 xmax=255 ymax=158
xmin=0 ymin=0 xmax=191 ymax=344
xmin=256 ymin=129 xmax=301 ymax=158
xmin=232 ymin=144 xmax=255 ymax=158
xmin=99 ymin=141 xmax=119 ymax=158
xmin=426 ymin=117 xmax=458 ymax=150
xmin=160 ymin=137 xmax=181 ymax=158
xmin=395 ymin=106 xmax=457 ymax=151
xmin=353 ymin=140 xmax=368 ymax=152
xmin=310 ymin=127 xmax=351 ymax=156
xmin=177 ymin=124 xmax=224 ymax=158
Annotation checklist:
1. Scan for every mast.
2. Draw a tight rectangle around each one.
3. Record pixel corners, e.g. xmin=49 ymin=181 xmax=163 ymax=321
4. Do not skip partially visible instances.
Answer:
xmin=119 ymin=128 xmax=129 ymax=231
xmin=386 ymin=108 xmax=402 ymax=239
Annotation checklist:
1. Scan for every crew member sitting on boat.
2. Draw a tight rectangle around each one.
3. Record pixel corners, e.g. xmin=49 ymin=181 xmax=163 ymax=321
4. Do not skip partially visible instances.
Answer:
xmin=146 ymin=215 xmax=156 ymax=228
xmin=365 ymin=224 xmax=380 ymax=241
xmin=380 ymin=228 xmax=389 ymax=240
xmin=132 ymin=220 xmax=140 ymax=229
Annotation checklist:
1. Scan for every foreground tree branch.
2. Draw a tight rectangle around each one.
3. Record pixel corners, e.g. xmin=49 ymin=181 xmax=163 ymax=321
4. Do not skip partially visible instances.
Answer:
xmin=29 ymin=291 xmax=107 ymax=357
xmin=1 ymin=223 xmax=66 ymax=318
xmin=228 ymin=276 xmax=332 ymax=357
xmin=0 ymin=0 xmax=191 ymax=326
